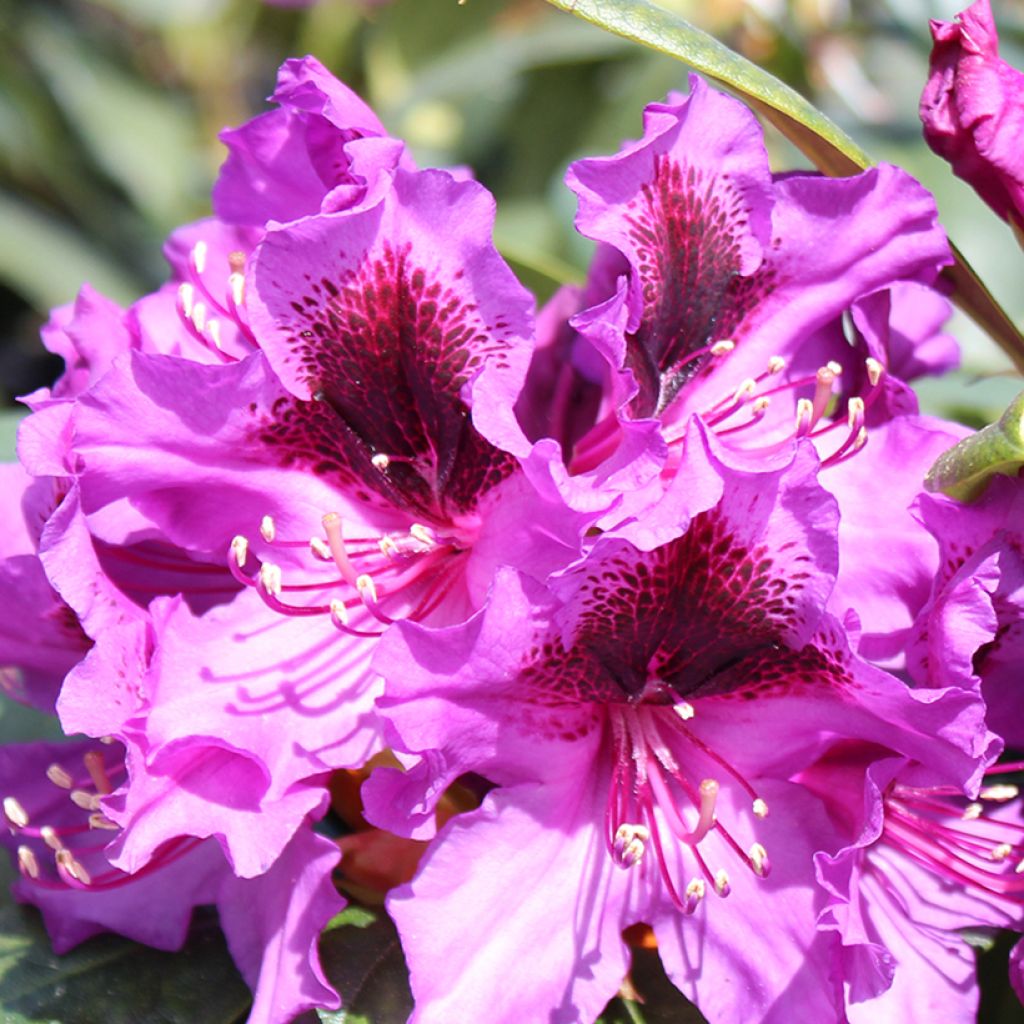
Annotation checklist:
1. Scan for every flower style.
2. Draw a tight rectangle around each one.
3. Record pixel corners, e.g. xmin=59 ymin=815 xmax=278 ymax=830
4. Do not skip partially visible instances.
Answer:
xmin=365 ymin=437 xmax=989 ymax=1023
xmin=921 ymin=0 xmax=1024 ymax=232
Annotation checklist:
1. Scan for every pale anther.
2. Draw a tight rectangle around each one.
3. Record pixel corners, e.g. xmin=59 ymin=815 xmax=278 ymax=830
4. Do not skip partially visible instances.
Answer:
xmin=329 ymin=598 xmax=349 ymax=627
xmin=71 ymin=790 xmax=101 ymax=812
xmin=178 ymin=282 xmax=195 ymax=317
xmin=733 ymin=379 xmax=757 ymax=402
xmin=46 ymin=764 xmax=74 ymax=789
xmin=980 ymin=784 xmax=1019 ymax=802
xmin=846 ymin=396 xmax=865 ymax=428
xmin=674 ymin=701 xmax=695 ymax=721
xmin=309 ymin=537 xmax=332 ymax=561
xmin=865 ymin=357 xmax=884 ymax=387
xmin=991 ymin=843 xmax=1013 ymax=862
xmin=357 ymin=574 xmax=378 ymax=604
xmin=3 ymin=796 xmax=29 ymax=829
xmin=379 ymin=536 xmax=399 ymax=558
xmin=371 ymin=453 xmax=390 ymax=470
xmin=1016 ymin=858 xmax=1024 ymax=875
xmin=962 ymin=802 xmax=983 ymax=820
xmin=191 ymin=301 xmax=208 ymax=334
xmin=260 ymin=515 xmax=276 ymax=543
xmin=749 ymin=842 xmax=769 ymax=876
xmin=410 ymin=523 xmax=435 ymax=547
xmin=767 ymin=356 xmax=786 ymax=375
xmin=89 ymin=813 xmax=120 ymax=831
xmin=40 ymin=825 xmax=62 ymax=851
xmin=684 ymin=878 xmax=706 ymax=909
xmin=613 ymin=823 xmax=650 ymax=868
xmin=57 ymin=848 xmax=91 ymax=885
xmin=17 ymin=845 xmax=40 ymax=879
xmin=752 ymin=397 xmax=771 ymax=414
xmin=711 ymin=339 xmax=735 ymax=356
xmin=229 ymin=272 xmax=245 ymax=308
xmin=795 ymin=398 xmax=814 ymax=432
xmin=231 ymin=536 xmax=249 ymax=569
xmin=752 ymin=798 xmax=768 ymax=819
xmin=192 ymin=240 xmax=208 ymax=275
xmin=259 ymin=562 xmax=283 ymax=598
xmin=207 ymin=319 xmax=223 ymax=350
xmin=714 ymin=868 xmax=731 ymax=897
xmin=826 ymin=361 xmax=843 ymax=376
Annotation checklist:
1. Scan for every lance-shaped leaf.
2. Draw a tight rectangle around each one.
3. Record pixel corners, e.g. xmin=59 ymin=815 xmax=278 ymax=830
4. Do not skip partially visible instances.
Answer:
xmin=925 ymin=389 xmax=1024 ymax=502
xmin=542 ymin=0 xmax=1024 ymax=373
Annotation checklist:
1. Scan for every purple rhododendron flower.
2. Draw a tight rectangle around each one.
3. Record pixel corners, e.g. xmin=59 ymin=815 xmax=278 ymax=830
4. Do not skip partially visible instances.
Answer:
xmin=365 ymin=435 xmax=990 ymax=1022
xmin=921 ymin=0 xmax=1024 ymax=230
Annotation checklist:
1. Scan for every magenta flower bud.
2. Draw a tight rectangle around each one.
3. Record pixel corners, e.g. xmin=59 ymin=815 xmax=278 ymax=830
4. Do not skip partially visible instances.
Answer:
xmin=921 ymin=0 xmax=1024 ymax=230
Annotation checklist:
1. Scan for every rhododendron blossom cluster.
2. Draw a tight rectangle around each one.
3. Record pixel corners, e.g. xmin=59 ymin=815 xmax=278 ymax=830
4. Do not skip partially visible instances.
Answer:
xmin=2 ymin=24 xmax=1024 ymax=1024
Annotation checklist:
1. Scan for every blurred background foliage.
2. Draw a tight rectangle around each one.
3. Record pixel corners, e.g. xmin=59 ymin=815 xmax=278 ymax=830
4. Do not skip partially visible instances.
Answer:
xmin=1 ymin=0 xmax=1023 ymax=1020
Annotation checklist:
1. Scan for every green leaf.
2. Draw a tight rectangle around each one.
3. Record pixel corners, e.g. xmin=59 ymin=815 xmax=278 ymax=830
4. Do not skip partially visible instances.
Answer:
xmin=925 ymin=389 xmax=1024 ymax=502
xmin=0 ymin=886 xmax=251 ymax=1024
xmin=315 ymin=907 xmax=413 ymax=1024
xmin=0 ymin=191 xmax=141 ymax=310
xmin=541 ymin=0 xmax=1024 ymax=382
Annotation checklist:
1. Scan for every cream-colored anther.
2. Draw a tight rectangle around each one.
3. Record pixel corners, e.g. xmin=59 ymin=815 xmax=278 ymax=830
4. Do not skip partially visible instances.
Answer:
xmin=191 ymin=301 xmax=208 ymax=334
xmin=357 ymin=574 xmax=378 ymax=604
xmin=258 ymin=562 xmax=283 ymax=598
xmin=685 ymin=878 xmax=706 ymax=901
xmin=3 ymin=796 xmax=29 ymax=829
xmin=192 ymin=240 xmax=208 ymax=275
xmin=795 ymin=398 xmax=815 ymax=432
xmin=40 ymin=826 xmax=62 ymax=851
xmin=371 ymin=453 xmax=390 ymax=470
xmin=749 ymin=842 xmax=769 ymax=876
xmin=711 ymin=339 xmax=735 ymax=356
xmin=674 ymin=701 xmax=695 ymax=721
xmin=752 ymin=798 xmax=769 ymax=819
xmin=178 ymin=282 xmax=195 ymax=317
xmin=100 ymin=735 xmax=116 ymax=745
xmin=410 ymin=523 xmax=435 ymax=547
xmin=309 ymin=537 xmax=332 ymax=561
xmin=963 ymin=802 xmax=984 ymax=820
xmin=865 ymin=357 xmax=884 ymax=387
xmin=767 ymin=355 xmax=786 ymax=375
xmin=379 ymin=535 xmax=399 ymax=558
xmin=980 ymin=784 xmax=1019 ymax=802
xmin=991 ymin=843 xmax=1013 ymax=862
xmin=260 ymin=515 xmax=276 ymax=543
xmin=207 ymin=319 xmax=223 ymax=351
xmin=231 ymin=535 xmax=249 ymax=569
xmin=71 ymin=790 xmax=101 ymax=812
xmin=1016 ymin=857 xmax=1024 ymax=874
xmin=733 ymin=378 xmax=757 ymax=403
xmin=752 ymin=397 xmax=771 ymax=414
xmin=57 ymin=848 xmax=91 ymax=885
xmin=46 ymin=764 xmax=74 ymax=789
xmin=17 ymin=845 xmax=40 ymax=879
xmin=613 ymin=823 xmax=650 ymax=867
xmin=714 ymin=868 xmax=731 ymax=896
xmin=846 ymin=396 xmax=865 ymax=428
xmin=229 ymin=272 xmax=245 ymax=308
xmin=89 ymin=813 xmax=120 ymax=831
xmin=329 ymin=598 xmax=349 ymax=627
xmin=826 ymin=361 xmax=843 ymax=376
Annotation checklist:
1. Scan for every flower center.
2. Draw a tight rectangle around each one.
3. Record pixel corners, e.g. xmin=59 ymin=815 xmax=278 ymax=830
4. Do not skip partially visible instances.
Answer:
xmin=605 ymin=701 xmax=770 ymax=914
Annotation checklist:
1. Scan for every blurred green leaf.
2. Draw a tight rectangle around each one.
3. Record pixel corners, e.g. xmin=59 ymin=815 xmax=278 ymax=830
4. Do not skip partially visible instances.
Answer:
xmin=0 ymin=191 xmax=141 ymax=308
xmin=543 ymin=0 xmax=1024 ymax=382
xmin=0 ymin=888 xmax=250 ymax=1024
xmin=23 ymin=13 xmax=205 ymax=233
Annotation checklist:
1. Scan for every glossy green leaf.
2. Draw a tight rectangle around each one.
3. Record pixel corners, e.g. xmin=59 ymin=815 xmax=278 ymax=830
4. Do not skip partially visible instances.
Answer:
xmin=925 ymin=388 xmax=1024 ymax=502
xmin=0 ymin=884 xmax=251 ymax=1024
xmin=542 ymin=0 xmax=1024 ymax=377
xmin=315 ymin=906 xmax=413 ymax=1024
